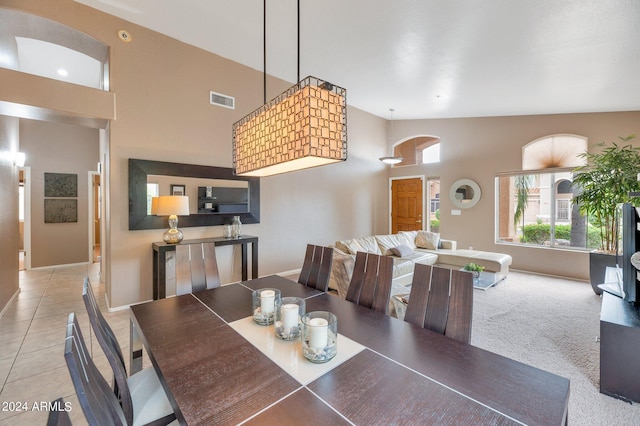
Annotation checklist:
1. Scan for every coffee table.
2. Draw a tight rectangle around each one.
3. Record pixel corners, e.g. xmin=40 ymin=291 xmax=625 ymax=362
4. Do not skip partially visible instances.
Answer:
xmin=472 ymin=270 xmax=506 ymax=290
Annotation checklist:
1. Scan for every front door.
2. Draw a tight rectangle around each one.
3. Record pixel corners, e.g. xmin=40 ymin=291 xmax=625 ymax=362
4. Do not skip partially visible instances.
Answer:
xmin=391 ymin=177 xmax=423 ymax=233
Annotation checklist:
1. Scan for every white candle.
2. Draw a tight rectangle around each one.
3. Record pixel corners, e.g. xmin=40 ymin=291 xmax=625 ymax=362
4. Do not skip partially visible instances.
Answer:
xmin=260 ymin=290 xmax=275 ymax=314
xmin=308 ymin=317 xmax=328 ymax=349
xmin=281 ymin=304 xmax=299 ymax=329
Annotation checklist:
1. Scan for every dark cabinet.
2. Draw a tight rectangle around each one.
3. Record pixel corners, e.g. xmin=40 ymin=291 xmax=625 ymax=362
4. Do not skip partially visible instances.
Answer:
xmin=600 ymin=292 xmax=640 ymax=403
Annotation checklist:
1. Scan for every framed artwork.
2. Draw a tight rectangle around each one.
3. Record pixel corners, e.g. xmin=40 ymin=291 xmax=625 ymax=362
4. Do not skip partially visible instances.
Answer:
xmin=45 ymin=172 xmax=77 ymax=197
xmin=171 ymin=184 xmax=186 ymax=196
xmin=44 ymin=199 xmax=78 ymax=223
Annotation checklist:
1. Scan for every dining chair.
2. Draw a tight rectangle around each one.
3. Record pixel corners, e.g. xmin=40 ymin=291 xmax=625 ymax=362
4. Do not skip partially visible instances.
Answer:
xmin=82 ymin=278 xmax=176 ymax=426
xmin=175 ymin=242 xmax=221 ymax=295
xmin=345 ymin=251 xmax=394 ymax=314
xmin=297 ymin=244 xmax=334 ymax=292
xmin=404 ymin=264 xmax=474 ymax=344
xmin=65 ymin=312 xmax=130 ymax=426
xmin=46 ymin=398 xmax=72 ymax=426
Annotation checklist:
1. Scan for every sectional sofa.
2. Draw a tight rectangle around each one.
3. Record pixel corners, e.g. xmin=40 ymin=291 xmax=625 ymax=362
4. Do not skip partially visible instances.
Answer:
xmin=329 ymin=230 xmax=512 ymax=297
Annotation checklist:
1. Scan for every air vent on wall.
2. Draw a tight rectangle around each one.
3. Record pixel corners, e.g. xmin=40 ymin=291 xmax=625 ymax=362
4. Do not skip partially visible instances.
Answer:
xmin=210 ymin=91 xmax=235 ymax=109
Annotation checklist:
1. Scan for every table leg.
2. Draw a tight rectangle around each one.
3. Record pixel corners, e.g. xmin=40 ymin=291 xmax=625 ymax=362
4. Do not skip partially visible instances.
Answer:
xmin=158 ymin=251 xmax=167 ymax=299
xmin=153 ymin=250 xmax=159 ymax=300
xmin=251 ymin=241 xmax=258 ymax=278
xmin=130 ymin=318 xmax=143 ymax=374
xmin=241 ymin=243 xmax=248 ymax=281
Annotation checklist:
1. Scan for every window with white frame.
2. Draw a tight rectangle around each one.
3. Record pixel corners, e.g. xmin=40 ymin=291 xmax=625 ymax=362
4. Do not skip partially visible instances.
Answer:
xmin=495 ymin=135 xmax=598 ymax=249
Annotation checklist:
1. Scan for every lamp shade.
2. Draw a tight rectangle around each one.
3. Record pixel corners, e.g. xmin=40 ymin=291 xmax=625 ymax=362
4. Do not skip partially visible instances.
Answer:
xmin=232 ymin=76 xmax=347 ymax=177
xmin=156 ymin=196 xmax=189 ymax=216
xmin=150 ymin=197 xmax=159 ymax=215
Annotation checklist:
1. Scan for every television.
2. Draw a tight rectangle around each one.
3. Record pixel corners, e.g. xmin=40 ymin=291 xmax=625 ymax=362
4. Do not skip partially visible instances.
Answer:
xmin=621 ymin=203 xmax=640 ymax=305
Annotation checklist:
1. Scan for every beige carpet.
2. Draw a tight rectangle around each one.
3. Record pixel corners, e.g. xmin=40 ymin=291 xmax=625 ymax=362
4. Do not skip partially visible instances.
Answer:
xmin=471 ymin=271 xmax=640 ymax=425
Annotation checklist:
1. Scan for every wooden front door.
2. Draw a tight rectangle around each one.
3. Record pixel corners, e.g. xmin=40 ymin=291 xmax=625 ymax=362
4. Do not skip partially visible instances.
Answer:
xmin=392 ymin=178 xmax=423 ymax=233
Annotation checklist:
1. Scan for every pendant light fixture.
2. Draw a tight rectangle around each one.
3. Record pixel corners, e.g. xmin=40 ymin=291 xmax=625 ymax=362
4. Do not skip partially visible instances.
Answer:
xmin=232 ymin=0 xmax=347 ymax=177
xmin=379 ymin=108 xmax=403 ymax=165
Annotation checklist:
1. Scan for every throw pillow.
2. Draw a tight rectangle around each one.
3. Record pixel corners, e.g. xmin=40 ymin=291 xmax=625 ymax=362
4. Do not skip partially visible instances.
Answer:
xmin=416 ymin=231 xmax=440 ymax=250
xmin=390 ymin=244 xmax=414 ymax=257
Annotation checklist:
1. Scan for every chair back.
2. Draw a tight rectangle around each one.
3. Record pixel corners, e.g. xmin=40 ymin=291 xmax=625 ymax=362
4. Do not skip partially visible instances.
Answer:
xmin=404 ymin=264 xmax=474 ymax=344
xmin=65 ymin=312 xmax=127 ymax=426
xmin=346 ymin=251 xmax=394 ymax=314
xmin=46 ymin=398 xmax=72 ymax=426
xmin=297 ymin=244 xmax=334 ymax=292
xmin=82 ymin=278 xmax=133 ymax=425
xmin=176 ymin=242 xmax=221 ymax=295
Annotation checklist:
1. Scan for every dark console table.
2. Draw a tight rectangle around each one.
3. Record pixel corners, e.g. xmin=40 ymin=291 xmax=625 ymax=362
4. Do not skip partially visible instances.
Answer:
xmin=600 ymin=291 xmax=640 ymax=403
xmin=152 ymin=235 xmax=258 ymax=299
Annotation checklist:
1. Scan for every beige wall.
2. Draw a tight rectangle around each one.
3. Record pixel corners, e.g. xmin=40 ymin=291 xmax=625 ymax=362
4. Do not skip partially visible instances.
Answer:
xmin=0 ymin=0 xmax=389 ymax=308
xmin=0 ymin=114 xmax=20 ymax=311
xmin=389 ymin=111 xmax=640 ymax=280
xmin=20 ymin=118 xmax=99 ymax=267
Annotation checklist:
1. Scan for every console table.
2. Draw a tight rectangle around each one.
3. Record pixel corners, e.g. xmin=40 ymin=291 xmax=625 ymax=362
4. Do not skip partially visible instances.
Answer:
xmin=151 ymin=235 xmax=258 ymax=299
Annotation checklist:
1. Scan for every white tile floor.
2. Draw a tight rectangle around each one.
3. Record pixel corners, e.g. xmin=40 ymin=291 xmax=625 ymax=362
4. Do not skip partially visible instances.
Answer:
xmin=0 ymin=263 xmax=134 ymax=425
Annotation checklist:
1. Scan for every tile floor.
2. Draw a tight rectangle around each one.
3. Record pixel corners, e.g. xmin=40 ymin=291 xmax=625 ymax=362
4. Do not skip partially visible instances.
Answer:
xmin=0 ymin=263 xmax=134 ymax=425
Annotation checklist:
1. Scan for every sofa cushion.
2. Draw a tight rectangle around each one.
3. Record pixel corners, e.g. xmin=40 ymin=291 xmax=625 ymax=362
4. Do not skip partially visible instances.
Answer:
xmin=391 ymin=252 xmax=438 ymax=278
xmin=340 ymin=236 xmax=382 ymax=255
xmin=390 ymin=244 xmax=413 ymax=257
xmin=416 ymin=231 xmax=440 ymax=249
xmin=374 ymin=234 xmax=405 ymax=255
xmin=398 ymin=231 xmax=418 ymax=249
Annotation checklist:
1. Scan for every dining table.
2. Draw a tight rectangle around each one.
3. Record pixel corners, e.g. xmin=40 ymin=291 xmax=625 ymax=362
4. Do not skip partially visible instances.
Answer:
xmin=129 ymin=274 xmax=570 ymax=425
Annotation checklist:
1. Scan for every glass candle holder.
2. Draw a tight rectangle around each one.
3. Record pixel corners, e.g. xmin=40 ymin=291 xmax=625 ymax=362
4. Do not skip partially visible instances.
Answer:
xmin=252 ymin=288 xmax=281 ymax=326
xmin=301 ymin=311 xmax=337 ymax=363
xmin=274 ymin=297 xmax=305 ymax=340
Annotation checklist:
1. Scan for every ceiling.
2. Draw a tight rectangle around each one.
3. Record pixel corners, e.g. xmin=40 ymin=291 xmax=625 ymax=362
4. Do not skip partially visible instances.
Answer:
xmin=73 ymin=0 xmax=640 ymax=120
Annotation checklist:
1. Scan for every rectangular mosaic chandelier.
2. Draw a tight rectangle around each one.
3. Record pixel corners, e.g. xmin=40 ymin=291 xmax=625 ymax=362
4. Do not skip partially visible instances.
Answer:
xmin=232 ymin=76 xmax=347 ymax=177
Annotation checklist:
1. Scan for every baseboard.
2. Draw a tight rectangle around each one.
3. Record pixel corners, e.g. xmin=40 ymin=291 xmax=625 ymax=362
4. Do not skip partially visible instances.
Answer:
xmin=0 ymin=288 xmax=21 ymax=319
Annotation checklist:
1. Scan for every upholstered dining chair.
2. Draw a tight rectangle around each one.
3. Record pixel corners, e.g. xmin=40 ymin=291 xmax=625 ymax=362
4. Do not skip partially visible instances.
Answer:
xmin=175 ymin=242 xmax=221 ymax=295
xmin=82 ymin=279 xmax=176 ymax=426
xmin=345 ymin=251 xmax=394 ymax=314
xmin=65 ymin=312 xmax=130 ymax=426
xmin=46 ymin=398 xmax=72 ymax=426
xmin=297 ymin=244 xmax=334 ymax=292
xmin=404 ymin=264 xmax=474 ymax=344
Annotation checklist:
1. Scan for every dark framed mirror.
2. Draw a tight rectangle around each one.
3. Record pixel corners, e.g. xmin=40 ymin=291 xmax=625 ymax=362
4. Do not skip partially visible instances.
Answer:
xmin=129 ymin=158 xmax=260 ymax=230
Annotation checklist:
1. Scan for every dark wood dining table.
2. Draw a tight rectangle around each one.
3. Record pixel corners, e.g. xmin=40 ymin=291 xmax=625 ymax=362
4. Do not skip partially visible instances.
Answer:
xmin=130 ymin=275 xmax=569 ymax=425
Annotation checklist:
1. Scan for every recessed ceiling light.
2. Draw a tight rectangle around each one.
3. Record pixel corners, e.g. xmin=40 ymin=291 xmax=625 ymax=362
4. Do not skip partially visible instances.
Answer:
xmin=57 ymin=68 xmax=68 ymax=76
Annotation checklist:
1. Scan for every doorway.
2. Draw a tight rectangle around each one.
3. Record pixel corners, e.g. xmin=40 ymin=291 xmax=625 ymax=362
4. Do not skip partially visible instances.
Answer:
xmin=390 ymin=176 xmax=441 ymax=234
xmin=18 ymin=167 xmax=30 ymax=271
xmin=90 ymin=172 xmax=101 ymax=263
xmin=391 ymin=177 xmax=424 ymax=233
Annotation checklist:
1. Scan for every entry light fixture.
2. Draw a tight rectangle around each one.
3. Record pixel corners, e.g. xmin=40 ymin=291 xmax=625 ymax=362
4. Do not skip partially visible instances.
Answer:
xmin=14 ymin=152 xmax=26 ymax=167
xmin=232 ymin=0 xmax=347 ymax=177
xmin=156 ymin=195 xmax=189 ymax=244
xmin=379 ymin=108 xmax=403 ymax=165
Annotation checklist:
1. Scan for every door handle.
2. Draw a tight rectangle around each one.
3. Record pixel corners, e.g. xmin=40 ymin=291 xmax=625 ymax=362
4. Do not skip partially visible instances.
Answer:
xmin=416 ymin=220 xmax=422 ymax=223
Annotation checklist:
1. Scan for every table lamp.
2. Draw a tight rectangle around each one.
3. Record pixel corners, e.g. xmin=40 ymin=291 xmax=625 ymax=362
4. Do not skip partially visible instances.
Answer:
xmin=156 ymin=195 xmax=189 ymax=244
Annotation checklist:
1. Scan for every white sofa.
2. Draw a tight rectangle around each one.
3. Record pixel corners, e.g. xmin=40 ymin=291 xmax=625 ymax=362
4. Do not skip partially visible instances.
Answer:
xmin=329 ymin=231 xmax=512 ymax=298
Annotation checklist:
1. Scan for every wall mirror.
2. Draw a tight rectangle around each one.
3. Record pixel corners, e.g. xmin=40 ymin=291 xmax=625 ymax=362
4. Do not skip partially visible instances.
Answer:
xmin=449 ymin=179 xmax=481 ymax=209
xmin=129 ymin=158 xmax=260 ymax=230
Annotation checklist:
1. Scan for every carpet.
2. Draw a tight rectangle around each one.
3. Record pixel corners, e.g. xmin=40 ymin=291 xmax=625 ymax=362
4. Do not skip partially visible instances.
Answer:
xmin=472 ymin=271 xmax=640 ymax=425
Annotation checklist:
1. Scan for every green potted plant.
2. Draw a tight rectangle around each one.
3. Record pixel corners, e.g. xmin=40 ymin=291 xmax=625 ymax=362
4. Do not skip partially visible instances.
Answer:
xmin=463 ymin=262 xmax=484 ymax=279
xmin=572 ymin=135 xmax=640 ymax=294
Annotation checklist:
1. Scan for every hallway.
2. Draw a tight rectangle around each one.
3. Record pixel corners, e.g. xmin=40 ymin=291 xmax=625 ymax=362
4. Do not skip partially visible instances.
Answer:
xmin=0 ymin=263 xmax=130 ymax=425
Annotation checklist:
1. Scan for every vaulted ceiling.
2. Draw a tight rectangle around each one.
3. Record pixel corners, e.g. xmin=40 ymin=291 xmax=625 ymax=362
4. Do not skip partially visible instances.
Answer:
xmin=74 ymin=0 xmax=640 ymax=120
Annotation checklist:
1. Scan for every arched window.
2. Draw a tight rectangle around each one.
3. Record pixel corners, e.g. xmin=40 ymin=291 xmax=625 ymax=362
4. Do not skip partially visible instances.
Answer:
xmin=0 ymin=8 xmax=108 ymax=90
xmin=392 ymin=136 xmax=440 ymax=167
xmin=497 ymin=134 xmax=592 ymax=249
